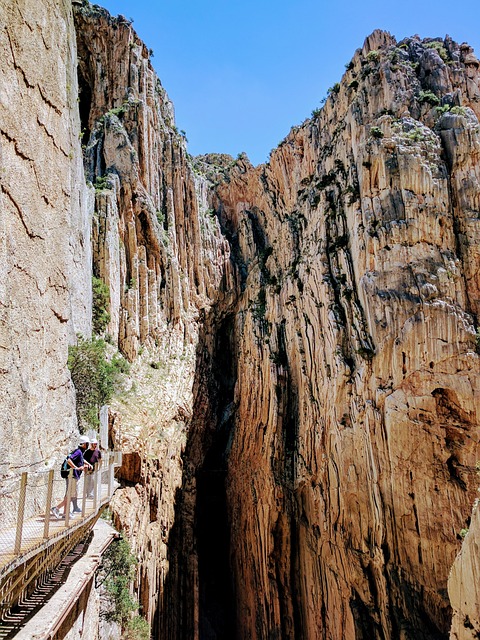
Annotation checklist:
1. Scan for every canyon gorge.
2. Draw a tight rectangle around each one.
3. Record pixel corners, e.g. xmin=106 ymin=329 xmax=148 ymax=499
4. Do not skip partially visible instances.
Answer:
xmin=1 ymin=0 xmax=480 ymax=638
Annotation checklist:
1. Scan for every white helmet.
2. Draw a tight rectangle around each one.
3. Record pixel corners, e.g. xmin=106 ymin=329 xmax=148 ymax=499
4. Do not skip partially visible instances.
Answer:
xmin=79 ymin=435 xmax=90 ymax=445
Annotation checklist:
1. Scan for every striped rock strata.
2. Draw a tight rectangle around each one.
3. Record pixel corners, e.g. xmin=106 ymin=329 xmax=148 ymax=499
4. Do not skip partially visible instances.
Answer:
xmin=160 ymin=31 xmax=480 ymax=640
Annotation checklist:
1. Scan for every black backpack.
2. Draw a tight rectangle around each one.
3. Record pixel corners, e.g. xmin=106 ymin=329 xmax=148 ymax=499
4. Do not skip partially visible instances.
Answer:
xmin=60 ymin=455 xmax=71 ymax=478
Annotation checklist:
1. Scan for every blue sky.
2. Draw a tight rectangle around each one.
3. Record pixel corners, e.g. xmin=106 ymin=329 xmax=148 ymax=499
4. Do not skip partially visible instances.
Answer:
xmin=97 ymin=0 xmax=480 ymax=166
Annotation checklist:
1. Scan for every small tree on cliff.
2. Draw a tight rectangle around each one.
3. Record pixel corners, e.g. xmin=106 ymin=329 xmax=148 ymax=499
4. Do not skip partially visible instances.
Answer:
xmin=68 ymin=335 xmax=129 ymax=431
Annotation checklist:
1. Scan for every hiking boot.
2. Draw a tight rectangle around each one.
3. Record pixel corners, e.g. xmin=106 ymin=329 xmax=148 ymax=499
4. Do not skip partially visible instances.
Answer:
xmin=50 ymin=507 xmax=60 ymax=520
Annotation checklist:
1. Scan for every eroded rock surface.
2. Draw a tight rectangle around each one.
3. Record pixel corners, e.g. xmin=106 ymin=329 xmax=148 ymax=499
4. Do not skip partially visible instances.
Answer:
xmin=0 ymin=0 xmax=91 ymax=521
xmin=159 ymin=31 xmax=480 ymax=640
xmin=73 ymin=2 xmax=232 ymax=628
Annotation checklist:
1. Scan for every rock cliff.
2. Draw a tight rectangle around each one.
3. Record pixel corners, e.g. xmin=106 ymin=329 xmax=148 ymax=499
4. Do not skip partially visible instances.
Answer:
xmin=1 ymin=2 xmax=480 ymax=639
xmin=191 ymin=31 xmax=480 ymax=640
xmin=73 ymin=1 xmax=232 ymax=629
xmin=0 ymin=0 xmax=91 ymax=517
xmin=154 ymin=31 xmax=480 ymax=640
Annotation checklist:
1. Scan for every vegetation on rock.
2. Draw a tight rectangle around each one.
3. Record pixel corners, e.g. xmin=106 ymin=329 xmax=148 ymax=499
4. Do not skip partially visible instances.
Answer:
xmin=92 ymin=276 xmax=111 ymax=334
xmin=97 ymin=536 xmax=150 ymax=639
xmin=68 ymin=335 xmax=129 ymax=431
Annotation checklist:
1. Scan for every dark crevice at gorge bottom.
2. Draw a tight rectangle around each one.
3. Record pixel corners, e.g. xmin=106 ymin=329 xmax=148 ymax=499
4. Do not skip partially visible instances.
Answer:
xmin=158 ymin=314 xmax=237 ymax=639
xmin=196 ymin=315 xmax=237 ymax=639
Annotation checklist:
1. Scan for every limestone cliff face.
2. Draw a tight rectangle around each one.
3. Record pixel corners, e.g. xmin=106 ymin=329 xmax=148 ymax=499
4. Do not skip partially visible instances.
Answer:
xmin=72 ymin=1 xmax=232 ymax=628
xmin=0 ymin=0 xmax=91 ymax=502
xmin=152 ymin=31 xmax=480 ymax=639
xmin=74 ymin=3 xmax=231 ymax=360
xmin=192 ymin=31 xmax=480 ymax=640
xmin=448 ymin=497 xmax=480 ymax=640
xmin=72 ymin=16 xmax=480 ymax=639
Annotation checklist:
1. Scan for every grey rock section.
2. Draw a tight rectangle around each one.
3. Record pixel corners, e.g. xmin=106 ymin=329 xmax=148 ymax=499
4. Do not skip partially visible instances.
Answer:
xmin=0 ymin=0 xmax=92 ymax=486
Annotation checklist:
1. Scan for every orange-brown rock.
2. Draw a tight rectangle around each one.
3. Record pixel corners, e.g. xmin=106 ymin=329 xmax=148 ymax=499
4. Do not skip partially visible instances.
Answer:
xmin=76 ymin=21 xmax=480 ymax=639
xmin=73 ymin=1 xmax=233 ymax=630
xmin=197 ymin=32 xmax=480 ymax=640
xmin=448 ymin=498 xmax=480 ymax=639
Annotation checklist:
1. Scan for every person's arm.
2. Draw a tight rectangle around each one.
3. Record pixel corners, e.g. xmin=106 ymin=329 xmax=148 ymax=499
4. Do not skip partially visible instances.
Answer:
xmin=67 ymin=450 xmax=86 ymax=471
xmin=67 ymin=457 xmax=84 ymax=470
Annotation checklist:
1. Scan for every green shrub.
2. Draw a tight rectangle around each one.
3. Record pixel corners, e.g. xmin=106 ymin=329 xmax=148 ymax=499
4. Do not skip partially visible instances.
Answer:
xmin=97 ymin=537 xmax=137 ymax=621
xmin=124 ymin=616 xmax=151 ymax=640
xmin=418 ymin=90 xmax=440 ymax=106
xmin=366 ymin=50 xmax=380 ymax=62
xmin=95 ymin=175 xmax=110 ymax=191
xmin=97 ymin=537 xmax=150 ymax=639
xmin=92 ymin=276 xmax=110 ymax=334
xmin=328 ymin=83 xmax=341 ymax=95
xmin=406 ymin=127 xmax=425 ymax=142
xmin=68 ymin=336 xmax=129 ymax=430
xmin=425 ymin=40 xmax=449 ymax=62
xmin=370 ymin=126 xmax=384 ymax=139
xmin=435 ymin=104 xmax=451 ymax=115
xmin=107 ymin=106 xmax=126 ymax=118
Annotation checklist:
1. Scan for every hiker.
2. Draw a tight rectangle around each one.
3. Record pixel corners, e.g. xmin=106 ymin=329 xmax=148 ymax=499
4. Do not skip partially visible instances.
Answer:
xmin=84 ymin=438 xmax=102 ymax=498
xmin=51 ymin=435 xmax=92 ymax=519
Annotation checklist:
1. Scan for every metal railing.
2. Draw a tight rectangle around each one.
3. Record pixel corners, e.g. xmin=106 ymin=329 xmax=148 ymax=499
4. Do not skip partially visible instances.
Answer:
xmin=0 ymin=451 xmax=122 ymax=575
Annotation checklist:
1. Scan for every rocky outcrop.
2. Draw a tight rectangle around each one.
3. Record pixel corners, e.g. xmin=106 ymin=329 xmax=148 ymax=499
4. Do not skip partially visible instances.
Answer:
xmin=0 ymin=0 xmax=92 ymax=517
xmin=74 ymin=3 xmax=232 ymax=360
xmin=448 ymin=497 xmax=480 ymax=640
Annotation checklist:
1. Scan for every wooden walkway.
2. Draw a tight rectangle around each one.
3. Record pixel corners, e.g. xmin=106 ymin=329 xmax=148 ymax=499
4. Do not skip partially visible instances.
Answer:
xmin=0 ymin=484 xmax=110 ymax=575
xmin=0 ymin=453 xmax=120 ymax=621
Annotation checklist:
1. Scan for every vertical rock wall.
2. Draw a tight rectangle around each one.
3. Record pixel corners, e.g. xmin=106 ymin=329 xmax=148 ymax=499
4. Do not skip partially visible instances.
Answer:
xmin=74 ymin=17 xmax=480 ymax=639
xmin=2 ymin=4 xmax=480 ymax=638
xmin=200 ymin=31 xmax=480 ymax=640
xmin=0 ymin=0 xmax=91 ymax=487
xmin=72 ymin=2 xmax=233 ymax=632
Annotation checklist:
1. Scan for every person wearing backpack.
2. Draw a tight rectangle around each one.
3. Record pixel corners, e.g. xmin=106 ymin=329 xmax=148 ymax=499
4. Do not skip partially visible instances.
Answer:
xmin=51 ymin=435 xmax=92 ymax=519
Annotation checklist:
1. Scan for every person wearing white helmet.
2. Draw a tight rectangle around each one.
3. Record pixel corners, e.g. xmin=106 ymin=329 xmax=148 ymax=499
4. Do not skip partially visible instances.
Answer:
xmin=51 ymin=435 xmax=93 ymax=519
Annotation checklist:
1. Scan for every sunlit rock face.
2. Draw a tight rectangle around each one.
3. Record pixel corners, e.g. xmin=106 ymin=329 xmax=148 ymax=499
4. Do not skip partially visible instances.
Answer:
xmin=75 ymin=14 xmax=480 ymax=638
xmin=164 ymin=31 xmax=480 ymax=640
xmin=0 ymin=0 xmax=91 ymax=499
xmin=3 ymin=2 xmax=480 ymax=637
xmin=73 ymin=1 xmax=232 ymax=630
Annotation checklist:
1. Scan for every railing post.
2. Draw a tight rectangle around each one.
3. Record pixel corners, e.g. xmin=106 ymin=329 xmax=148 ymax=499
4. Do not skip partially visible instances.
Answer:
xmin=108 ymin=452 xmax=114 ymax=499
xmin=93 ymin=460 xmax=100 ymax=512
xmin=81 ymin=468 xmax=88 ymax=517
xmin=43 ymin=469 xmax=54 ymax=539
xmin=64 ymin=469 xmax=74 ymax=527
xmin=14 ymin=472 xmax=28 ymax=554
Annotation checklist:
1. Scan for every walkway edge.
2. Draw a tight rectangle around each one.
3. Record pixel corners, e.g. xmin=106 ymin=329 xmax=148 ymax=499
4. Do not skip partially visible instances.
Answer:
xmin=14 ymin=518 xmax=118 ymax=640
